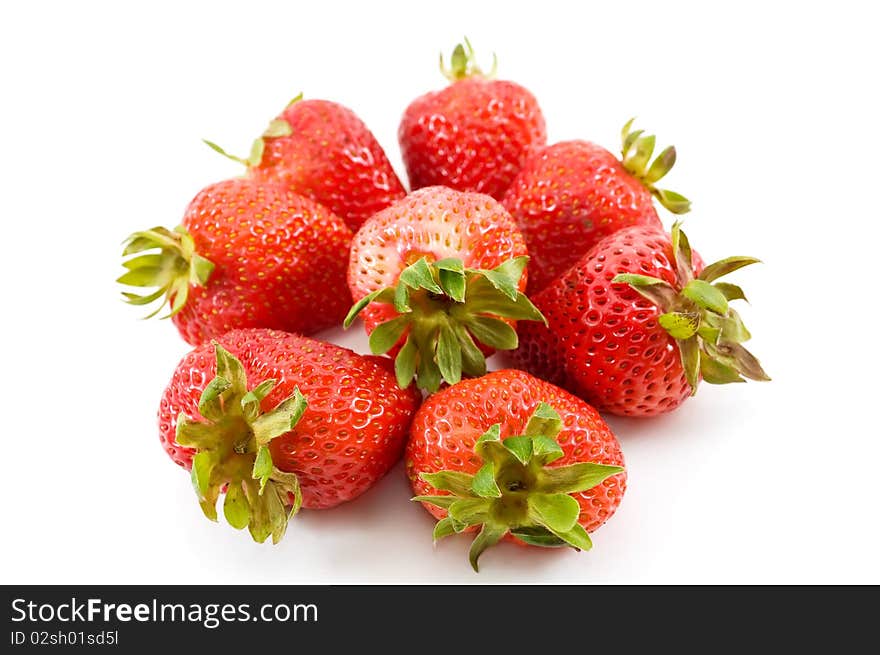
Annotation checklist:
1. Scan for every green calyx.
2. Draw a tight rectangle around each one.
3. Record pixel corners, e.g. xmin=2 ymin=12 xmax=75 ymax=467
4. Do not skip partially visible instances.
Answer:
xmin=344 ymin=256 xmax=545 ymax=393
xmin=620 ymin=118 xmax=691 ymax=214
xmin=118 ymin=226 xmax=214 ymax=319
xmin=175 ymin=342 xmax=307 ymax=544
xmin=203 ymin=93 xmax=302 ymax=168
xmin=414 ymin=403 xmax=624 ymax=572
xmin=614 ymin=221 xmax=770 ymax=393
xmin=439 ymin=37 xmax=497 ymax=81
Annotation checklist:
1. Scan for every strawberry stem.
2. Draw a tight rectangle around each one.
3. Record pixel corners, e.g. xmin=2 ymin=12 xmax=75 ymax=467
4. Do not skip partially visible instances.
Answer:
xmin=202 ymin=94 xmax=302 ymax=169
xmin=118 ymin=225 xmax=214 ymax=319
xmin=344 ymin=256 xmax=545 ymax=392
xmin=439 ymin=37 xmax=498 ymax=81
xmin=620 ymin=118 xmax=691 ymax=214
xmin=174 ymin=342 xmax=306 ymax=544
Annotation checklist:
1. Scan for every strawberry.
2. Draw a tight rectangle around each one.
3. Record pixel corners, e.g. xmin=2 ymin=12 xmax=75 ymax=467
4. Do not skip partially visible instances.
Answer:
xmin=406 ymin=369 xmax=625 ymax=571
xmin=159 ymin=329 xmax=421 ymax=543
xmin=502 ymin=120 xmax=691 ymax=292
xmin=344 ymin=186 xmax=545 ymax=392
xmin=512 ymin=222 xmax=769 ymax=417
xmin=398 ymin=39 xmax=546 ymax=200
xmin=206 ymin=95 xmax=406 ymax=231
xmin=118 ymin=177 xmax=352 ymax=346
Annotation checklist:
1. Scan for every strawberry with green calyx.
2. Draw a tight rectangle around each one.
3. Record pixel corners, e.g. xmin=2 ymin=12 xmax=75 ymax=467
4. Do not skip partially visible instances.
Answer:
xmin=513 ymin=222 xmax=769 ymax=416
xmin=345 ymin=254 xmax=544 ymax=393
xmin=346 ymin=186 xmax=544 ymax=392
xmin=614 ymin=221 xmax=769 ymax=391
xmin=502 ymin=119 xmax=689 ymax=292
xmin=416 ymin=403 xmax=623 ymax=571
xmin=407 ymin=369 xmax=626 ymax=571
xmin=119 ymin=177 xmax=352 ymax=345
xmin=205 ymin=94 xmax=405 ymax=231
xmin=399 ymin=39 xmax=546 ymax=200
xmin=174 ymin=343 xmax=307 ymax=544
xmin=160 ymin=329 xmax=422 ymax=543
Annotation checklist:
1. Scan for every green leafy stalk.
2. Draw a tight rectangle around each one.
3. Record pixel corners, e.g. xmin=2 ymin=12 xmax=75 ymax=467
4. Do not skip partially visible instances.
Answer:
xmin=439 ymin=37 xmax=497 ymax=81
xmin=344 ymin=256 xmax=546 ymax=392
xmin=413 ymin=403 xmax=624 ymax=572
xmin=620 ymin=118 xmax=691 ymax=214
xmin=174 ymin=342 xmax=307 ymax=544
xmin=613 ymin=221 xmax=770 ymax=394
xmin=203 ymin=93 xmax=303 ymax=169
xmin=118 ymin=225 xmax=214 ymax=319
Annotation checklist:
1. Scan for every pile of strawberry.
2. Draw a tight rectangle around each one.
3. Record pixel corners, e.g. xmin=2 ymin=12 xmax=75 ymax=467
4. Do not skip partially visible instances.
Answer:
xmin=120 ymin=40 xmax=768 ymax=571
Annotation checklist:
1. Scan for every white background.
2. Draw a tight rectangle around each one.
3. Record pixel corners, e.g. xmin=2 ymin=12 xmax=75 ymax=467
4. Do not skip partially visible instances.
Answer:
xmin=2 ymin=1 xmax=877 ymax=584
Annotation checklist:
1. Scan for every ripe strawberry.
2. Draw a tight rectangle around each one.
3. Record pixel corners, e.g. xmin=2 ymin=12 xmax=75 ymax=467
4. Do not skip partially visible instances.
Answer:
xmin=398 ymin=39 xmax=546 ymax=200
xmin=502 ymin=120 xmax=691 ymax=292
xmin=406 ymin=369 xmax=625 ymax=571
xmin=344 ymin=186 xmax=545 ymax=392
xmin=206 ymin=95 xmax=406 ymax=231
xmin=159 ymin=329 xmax=421 ymax=543
xmin=513 ymin=222 xmax=769 ymax=417
xmin=118 ymin=177 xmax=352 ymax=346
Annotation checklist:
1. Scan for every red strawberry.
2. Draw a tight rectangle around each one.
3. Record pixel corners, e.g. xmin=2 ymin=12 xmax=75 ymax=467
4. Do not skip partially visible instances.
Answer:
xmin=502 ymin=120 xmax=690 ymax=293
xmin=406 ymin=369 xmax=625 ymax=571
xmin=206 ymin=95 xmax=406 ymax=231
xmin=512 ymin=222 xmax=769 ymax=417
xmin=159 ymin=329 xmax=421 ymax=543
xmin=118 ymin=177 xmax=352 ymax=346
xmin=399 ymin=39 xmax=546 ymax=200
xmin=344 ymin=186 xmax=545 ymax=392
